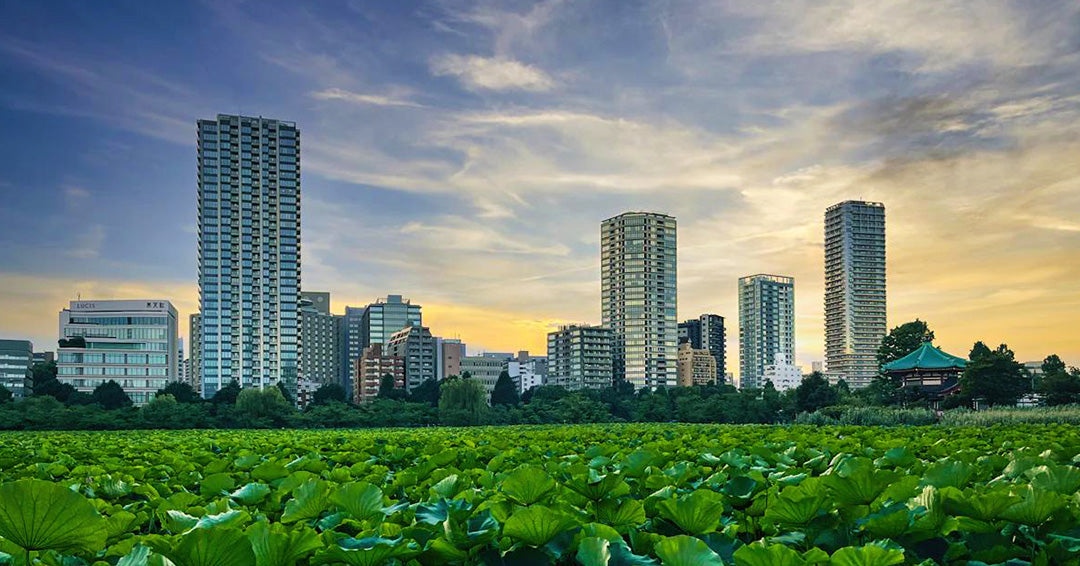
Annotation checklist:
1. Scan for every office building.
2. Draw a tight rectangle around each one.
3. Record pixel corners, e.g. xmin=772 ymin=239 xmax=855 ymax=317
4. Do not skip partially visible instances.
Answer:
xmin=763 ymin=353 xmax=802 ymax=392
xmin=825 ymin=200 xmax=886 ymax=389
xmin=197 ymin=114 xmax=300 ymax=398
xmin=547 ymin=325 xmax=614 ymax=391
xmin=738 ymin=274 xmax=795 ymax=390
xmin=460 ymin=355 xmax=509 ymax=396
xmin=342 ymin=295 xmax=421 ymax=386
xmin=811 ymin=361 xmax=825 ymax=374
xmin=57 ymin=300 xmax=179 ymax=405
xmin=678 ymin=314 xmax=727 ymax=381
xmin=385 ymin=325 xmax=436 ymax=391
xmin=677 ymin=342 xmax=717 ymax=387
xmin=436 ymin=338 xmax=466 ymax=380
xmin=300 ymin=291 xmax=341 ymax=384
xmin=32 ymin=351 xmax=55 ymax=365
xmin=188 ymin=313 xmax=202 ymax=394
xmin=354 ymin=344 xmax=404 ymax=404
xmin=0 ymin=339 xmax=33 ymax=399
xmin=601 ymin=212 xmax=677 ymax=389
xmin=508 ymin=351 xmax=547 ymax=393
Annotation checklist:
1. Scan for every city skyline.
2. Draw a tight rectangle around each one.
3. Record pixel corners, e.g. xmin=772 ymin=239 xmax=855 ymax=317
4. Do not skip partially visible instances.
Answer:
xmin=2 ymin=1 xmax=1080 ymax=374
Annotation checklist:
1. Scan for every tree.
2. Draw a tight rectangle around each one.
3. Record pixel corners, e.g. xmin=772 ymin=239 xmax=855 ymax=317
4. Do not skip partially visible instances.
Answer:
xmin=407 ymin=378 xmax=440 ymax=406
xmin=0 ymin=384 xmax=11 ymax=404
xmin=276 ymin=380 xmax=295 ymax=406
xmin=793 ymin=372 xmax=838 ymax=414
xmin=960 ymin=343 xmax=1028 ymax=407
xmin=159 ymin=381 xmax=200 ymax=403
xmin=212 ymin=380 xmax=242 ymax=405
xmin=438 ymin=377 xmax=487 ymax=426
xmin=312 ymin=383 xmax=347 ymax=406
xmin=490 ymin=370 xmax=520 ymax=406
xmin=236 ymin=387 xmax=294 ymax=427
xmin=1041 ymin=355 xmax=1067 ymax=376
xmin=1037 ymin=355 xmax=1080 ymax=406
xmin=377 ymin=374 xmax=405 ymax=401
xmin=92 ymin=380 xmax=132 ymax=410
xmin=877 ymin=320 xmax=935 ymax=367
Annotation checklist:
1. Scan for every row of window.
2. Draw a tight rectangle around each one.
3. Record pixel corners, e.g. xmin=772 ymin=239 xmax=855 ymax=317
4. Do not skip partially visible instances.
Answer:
xmin=70 ymin=316 xmax=168 ymax=326
xmin=59 ymin=353 xmax=167 ymax=364
xmin=59 ymin=366 xmax=169 ymax=376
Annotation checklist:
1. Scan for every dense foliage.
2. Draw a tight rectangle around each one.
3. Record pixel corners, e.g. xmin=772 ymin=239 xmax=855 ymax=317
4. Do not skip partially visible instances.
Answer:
xmin=2 ymin=424 xmax=1080 ymax=565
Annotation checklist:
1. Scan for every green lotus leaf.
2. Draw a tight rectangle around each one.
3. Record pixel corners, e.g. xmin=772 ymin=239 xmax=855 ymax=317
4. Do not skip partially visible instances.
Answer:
xmin=765 ymin=481 xmax=830 ymax=526
xmin=200 ymin=473 xmax=237 ymax=497
xmin=230 ymin=483 xmax=272 ymax=505
xmin=311 ymin=537 xmax=419 ymax=566
xmin=117 ymin=544 xmax=151 ymax=566
xmin=330 ymin=481 xmax=386 ymax=522
xmin=824 ymin=458 xmax=898 ymax=506
xmin=501 ymin=466 xmax=557 ymax=506
xmin=722 ymin=476 xmax=758 ymax=501
xmin=940 ymin=487 xmax=1018 ymax=522
xmin=566 ymin=470 xmax=629 ymax=502
xmin=503 ymin=505 xmax=578 ymax=547
xmin=656 ymin=489 xmax=725 ymax=535
xmin=246 ymin=520 xmax=321 ymax=566
xmin=1000 ymin=486 xmax=1065 ymax=525
xmin=577 ymin=537 xmax=659 ymax=566
xmin=281 ymin=479 xmax=331 ymax=524
xmin=597 ymin=498 xmax=646 ymax=529
xmin=1028 ymin=464 xmax=1080 ymax=494
xmin=415 ymin=498 xmax=473 ymax=525
xmin=0 ymin=479 xmax=106 ymax=553
xmin=444 ymin=509 xmax=500 ymax=549
xmin=430 ymin=474 xmax=467 ymax=499
xmin=732 ymin=541 xmax=806 ymax=566
xmin=163 ymin=527 xmax=256 ymax=566
xmin=654 ymin=535 xmax=724 ymax=566
xmin=621 ymin=450 xmax=665 ymax=478
xmin=827 ymin=545 xmax=904 ymax=566
xmin=105 ymin=510 xmax=140 ymax=540
xmin=857 ymin=503 xmax=910 ymax=539
xmin=250 ymin=462 xmax=289 ymax=483
xmin=920 ymin=460 xmax=974 ymax=490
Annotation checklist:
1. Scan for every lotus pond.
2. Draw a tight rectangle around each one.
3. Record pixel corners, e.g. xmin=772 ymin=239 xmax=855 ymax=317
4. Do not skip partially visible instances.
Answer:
xmin=2 ymin=424 xmax=1080 ymax=566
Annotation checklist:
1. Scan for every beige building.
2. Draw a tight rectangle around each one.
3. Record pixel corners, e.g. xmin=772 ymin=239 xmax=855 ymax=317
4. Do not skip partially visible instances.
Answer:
xmin=677 ymin=342 xmax=717 ymax=387
xmin=353 ymin=344 xmax=405 ymax=404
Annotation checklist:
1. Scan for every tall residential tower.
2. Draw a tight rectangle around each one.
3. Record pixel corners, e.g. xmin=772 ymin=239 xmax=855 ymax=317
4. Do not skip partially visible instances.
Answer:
xmin=824 ymin=201 xmax=886 ymax=388
xmin=197 ymin=114 xmax=300 ymax=397
xmin=601 ymin=212 xmax=677 ymax=389
xmin=738 ymin=274 xmax=795 ymax=390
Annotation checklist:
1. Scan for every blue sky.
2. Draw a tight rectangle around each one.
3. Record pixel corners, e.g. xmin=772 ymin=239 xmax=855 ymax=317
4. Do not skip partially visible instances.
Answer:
xmin=2 ymin=0 xmax=1079 ymax=370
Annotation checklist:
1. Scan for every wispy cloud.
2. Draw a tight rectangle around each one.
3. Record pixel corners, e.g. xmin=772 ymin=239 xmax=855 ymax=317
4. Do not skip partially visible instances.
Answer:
xmin=430 ymin=54 xmax=555 ymax=91
xmin=310 ymin=88 xmax=425 ymax=108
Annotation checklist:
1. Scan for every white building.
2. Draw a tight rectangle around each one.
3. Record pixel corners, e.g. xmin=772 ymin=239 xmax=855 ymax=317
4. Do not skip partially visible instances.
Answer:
xmin=57 ymin=300 xmax=179 ymax=405
xmin=763 ymin=353 xmax=803 ymax=392
xmin=507 ymin=350 xmax=547 ymax=394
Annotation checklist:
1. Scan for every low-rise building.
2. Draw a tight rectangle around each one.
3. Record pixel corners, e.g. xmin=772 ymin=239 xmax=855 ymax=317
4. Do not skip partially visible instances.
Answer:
xmin=354 ymin=343 xmax=405 ymax=404
xmin=57 ymin=300 xmax=179 ymax=405
xmin=763 ymin=353 xmax=802 ymax=391
xmin=508 ymin=350 xmax=547 ymax=393
xmin=677 ymin=342 xmax=717 ymax=387
xmin=460 ymin=355 xmax=509 ymax=396
xmin=547 ymin=325 xmax=613 ymax=390
xmin=882 ymin=342 xmax=965 ymax=404
xmin=436 ymin=338 xmax=466 ymax=380
xmin=0 ymin=339 xmax=33 ymax=399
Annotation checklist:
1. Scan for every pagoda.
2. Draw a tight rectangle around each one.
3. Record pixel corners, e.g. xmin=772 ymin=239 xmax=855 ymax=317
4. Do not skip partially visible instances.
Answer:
xmin=883 ymin=342 xmax=967 ymax=401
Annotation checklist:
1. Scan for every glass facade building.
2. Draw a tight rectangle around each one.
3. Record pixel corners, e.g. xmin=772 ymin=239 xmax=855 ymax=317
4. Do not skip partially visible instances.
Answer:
xmin=0 ymin=339 xmax=33 ymax=399
xmin=738 ymin=275 xmax=795 ymax=390
xmin=601 ymin=212 xmax=677 ymax=389
xmin=197 ymin=114 xmax=300 ymax=398
xmin=57 ymin=300 xmax=179 ymax=405
xmin=825 ymin=201 xmax=886 ymax=388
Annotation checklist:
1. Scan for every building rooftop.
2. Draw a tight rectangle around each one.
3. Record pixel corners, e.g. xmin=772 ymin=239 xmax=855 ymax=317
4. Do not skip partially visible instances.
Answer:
xmin=883 ymin=342 xmax=967 ymax=372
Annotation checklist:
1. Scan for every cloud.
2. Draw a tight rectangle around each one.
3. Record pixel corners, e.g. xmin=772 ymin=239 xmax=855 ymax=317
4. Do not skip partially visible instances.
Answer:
xmin=400 ymin=218 xmax=570 ymax=256
xmin=430 ymin=54 xmax=555 ymax=91
xmin=66 ymin=224 xmax=106 ymax=259
xmin=310 ymin=88 xmax=424 ymax=108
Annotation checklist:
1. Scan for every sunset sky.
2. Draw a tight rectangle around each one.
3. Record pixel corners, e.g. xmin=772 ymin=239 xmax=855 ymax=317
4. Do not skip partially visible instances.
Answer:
xmin=1 ymin=0 xmax=1078 ymax=374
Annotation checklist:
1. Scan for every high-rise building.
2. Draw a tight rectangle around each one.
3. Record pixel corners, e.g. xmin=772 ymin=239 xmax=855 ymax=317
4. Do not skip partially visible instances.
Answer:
xmin=547 ymin=324 xmax=614 ymax=391
xmin=825 ymin=201 xmax=886 ymax=388
xmin=677 ymin=342 xmax=717 ymax=387
xmin=342 ymin=295 xmax=421 ymax=387
xmin=738 ymin=275 xmax=795 ymax=390
xmin=385 ymin=325 xmax=436 ymax=391
xmin=353 ymin=343 xmax=404 ymax=404
xmin=300 ymin=291 xmax=341 ymax=384
xmin=57 ymin=300 xmax=179 ymax=405
xmin=601 ymin=212 xmax=677 ymax=389
xmin=0 ymin=339 xmax=33 ymax=399
xmin=507 ymin=351 xmax=547 ymax=394
xmin=436 ymin=338 xmax=466 ymax=380
xmin=188 ymin=313 xmax=202 ymax=394
xmin=197 ymin=114 xmax=300 ymax=398
xmin=678 ymin=314 xmax=726 ymax=381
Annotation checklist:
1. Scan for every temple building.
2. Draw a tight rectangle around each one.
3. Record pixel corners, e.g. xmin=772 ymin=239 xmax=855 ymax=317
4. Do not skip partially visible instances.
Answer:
xmin=882 ymin=342 xmax=965 ymax=402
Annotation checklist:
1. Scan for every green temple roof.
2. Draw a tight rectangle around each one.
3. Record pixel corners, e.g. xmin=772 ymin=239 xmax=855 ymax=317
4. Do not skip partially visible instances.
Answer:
xmin=883 ymin=342 xmax=967 ymax=372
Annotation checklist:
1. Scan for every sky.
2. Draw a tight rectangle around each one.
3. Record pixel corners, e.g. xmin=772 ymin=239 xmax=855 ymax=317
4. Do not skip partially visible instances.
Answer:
xmin=1 ymin=0 xmax=1079 ymax=374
